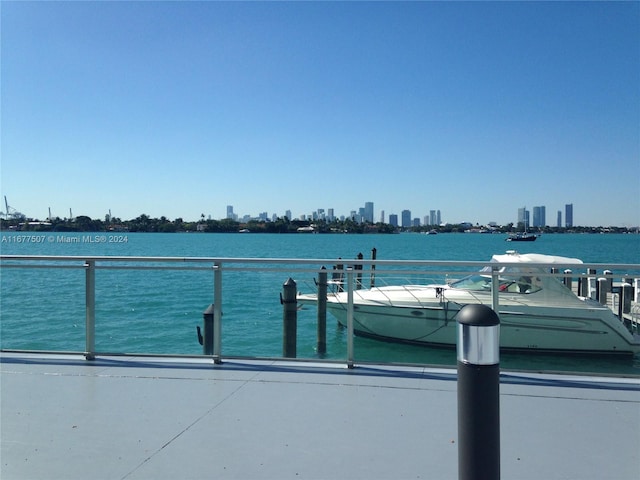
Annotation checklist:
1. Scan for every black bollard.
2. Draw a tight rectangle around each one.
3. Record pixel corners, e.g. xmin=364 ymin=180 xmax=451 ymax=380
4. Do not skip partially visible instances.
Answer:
xmin=317 ymin=267 xmax=327 ymax=355
xmin=457 ymin=304 xmax=500 ymax=480
xmin=282 ymin=278 xmax=297 ymax=358
xmin=197 ymin=304 xmax=215 ymax=356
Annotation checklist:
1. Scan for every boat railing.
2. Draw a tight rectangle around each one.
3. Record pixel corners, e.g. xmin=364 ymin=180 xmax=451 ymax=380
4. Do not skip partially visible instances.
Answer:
xmin=1 ymin=254 xmax=638 ymax=366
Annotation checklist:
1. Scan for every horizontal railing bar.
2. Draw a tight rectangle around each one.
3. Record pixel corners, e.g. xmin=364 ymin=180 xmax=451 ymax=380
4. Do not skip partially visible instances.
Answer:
xmin=1 ymin=254 xmax=638 ymax=272
xmin=98 ymin=265 xmax=213 ymax=271
xmin=0 ymin=264 xmax=85 ymax=269
xmin=1 ymin=260 xmax=638 ymax=281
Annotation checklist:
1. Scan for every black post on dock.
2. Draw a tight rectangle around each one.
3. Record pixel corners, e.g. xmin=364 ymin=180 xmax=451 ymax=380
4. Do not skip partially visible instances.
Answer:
xmin=370 ymin=247 xmax=377 ymax=288
xmin=282 ymin=278 xmax=297 ymax=358
xmin=333 ymin=258 xmax=344 ymax=293
xmin=457 ymin=304 xmax=500 ymax=480
xmin=619 ymin=283 xmax=633 ymax=319
xmin=196 ymin=304 xmax=215 ymax=356
xmin=355 ymin=252 xmax=363 ymax=289
xmin=563 ymin=269 xmax=573 ymax=291
xmin=317 ymin=267 xmax=327 ymax=355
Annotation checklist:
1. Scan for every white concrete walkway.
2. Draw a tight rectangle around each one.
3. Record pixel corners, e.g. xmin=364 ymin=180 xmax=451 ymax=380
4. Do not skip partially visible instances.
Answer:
xmin=1 ymin=352 xmax=638 ymax=480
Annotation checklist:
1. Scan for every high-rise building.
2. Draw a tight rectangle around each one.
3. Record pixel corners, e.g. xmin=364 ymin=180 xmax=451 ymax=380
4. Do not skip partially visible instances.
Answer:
xmin=380 ymin=210 xmax=385 ymax=224
xmin=565 ymin=204 xmax=573 ymax=228
xmin=557 ymin=211 xmax=562 ymax=228
xmin=517 ymin=207 xmax=530 ymax=228
xmin=226 ymin=205 xmax=234 ymax=220
xmin=358 ymin=207 xmax=365 ymax=223
xmin=401 ymin=210 xmax=411 ymax=228
xmin=327 ymin=208 xmax=334 ymax=222
xmin=364 ymin=202 xmax=374 ymax=223
xmin=389 ymin=214 xmax=398 ymax=227
xmin=429 ymin=210 xmax=436 ymax=226
xmin=532 ymin=206 xmax=546 ymax=227
xmin=285 ymin=210 xmax=292 ymax=220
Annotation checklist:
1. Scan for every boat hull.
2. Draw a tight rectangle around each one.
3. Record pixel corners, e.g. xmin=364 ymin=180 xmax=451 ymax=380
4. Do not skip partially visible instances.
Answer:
xmin=298 ymin=294 xmax=639 ymax=356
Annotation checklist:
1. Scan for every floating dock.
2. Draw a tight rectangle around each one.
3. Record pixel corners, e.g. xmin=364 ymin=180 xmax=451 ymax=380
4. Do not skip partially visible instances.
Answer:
xmin=1 ymin=352 xmax=638 ymax=480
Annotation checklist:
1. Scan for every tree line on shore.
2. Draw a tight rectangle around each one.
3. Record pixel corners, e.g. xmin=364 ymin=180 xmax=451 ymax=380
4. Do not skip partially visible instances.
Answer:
xmin=1 ymin=214 xmax=636 ymax=235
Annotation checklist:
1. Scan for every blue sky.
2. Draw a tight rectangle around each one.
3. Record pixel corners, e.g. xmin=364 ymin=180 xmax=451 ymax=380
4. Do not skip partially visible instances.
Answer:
xmin=1 ymin=1 xmax=638 ymax=227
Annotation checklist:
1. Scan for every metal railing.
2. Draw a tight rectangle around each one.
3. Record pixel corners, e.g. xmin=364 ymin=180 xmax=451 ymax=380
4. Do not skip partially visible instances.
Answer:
xmin=1 ymin=255 xmax=639 ymax=365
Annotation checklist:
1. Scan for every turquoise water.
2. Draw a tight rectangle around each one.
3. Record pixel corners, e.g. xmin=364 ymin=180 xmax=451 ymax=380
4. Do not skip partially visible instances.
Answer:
xmin=1 ymin=232 xmax=639 ymax=375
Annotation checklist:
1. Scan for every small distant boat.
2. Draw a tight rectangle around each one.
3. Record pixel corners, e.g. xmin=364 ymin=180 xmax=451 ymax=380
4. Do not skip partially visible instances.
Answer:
xmin=506 ymin=232 xmax=537 ymax=242
xmin=238 ymin=228 xmax=250 ymax=233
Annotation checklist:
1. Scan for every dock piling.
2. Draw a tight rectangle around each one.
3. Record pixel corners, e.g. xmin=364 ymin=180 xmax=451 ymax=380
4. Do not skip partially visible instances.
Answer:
xmin=620 ymin=283 xmax=633 ymax=318
xmin=597 ymin=278 xmax=608 ymax=305
xmin=197 ymin=304 xmax=215 ymax=355
xmin=355 ymin=252 xmax=363 ymax=289
xmin=563 ymin=269 xmax=573 ymax=290
xmin=317 ymin=267 xmax=327 ymax=355
xmin=370 ymin=247 xmax=377 ymax=288
xmin=282 ymin=278 xmax=297 ymax=358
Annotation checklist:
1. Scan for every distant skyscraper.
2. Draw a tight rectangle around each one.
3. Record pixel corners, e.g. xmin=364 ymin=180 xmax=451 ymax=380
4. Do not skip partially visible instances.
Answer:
xmin=517 ymin=207 xmax=530 ymax=228
xmin=226 ymin=205 xmax=234 ymax=219
xmin=557 ymin=211 xmax=562 ymax=228
xmin=364 ymin=202 xmax=374 ymax=223
xmin=401 ymin=210 xmax=411 ymax=228
xmin=389 ymin=214 xmax=398 ymax=227
xmin=532 ymin=206 xmax=546 ymax=227
xmin=328 ymin=208 xmax=334 ymax=222
xmin=429 ymin=210 xmax=436 ymax=226
xmin=380 ymin=210 xmax=385 ymax=224
xmin=565 ymin=204 xmax=573 ymax=228
xmin=437 ymin=210 xmax=441 ymax=225
xmin=285 ymin=210 xmax=292 ymax=220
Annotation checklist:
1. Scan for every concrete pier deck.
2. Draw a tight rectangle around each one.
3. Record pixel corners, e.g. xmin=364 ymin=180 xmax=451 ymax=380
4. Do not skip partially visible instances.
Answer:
xmin=1 ymin=352 xmax=639 ymax=480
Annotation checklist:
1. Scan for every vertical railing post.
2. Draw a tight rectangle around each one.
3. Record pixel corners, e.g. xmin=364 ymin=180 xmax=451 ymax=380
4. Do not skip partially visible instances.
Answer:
xmin=346 ymin=267 xmax=355 ymax=368
xmin=457 ymin=304 xmax=500 ymax=480
xmin=491 ymin=265 xmax=500 ymax=313
xmin=84 ymin=260 xmax=96 ymax=360
xmin=213 ymin=263 xmax=223 ymax=364
xmin=317 ymin=267 xmax=327 ymax=355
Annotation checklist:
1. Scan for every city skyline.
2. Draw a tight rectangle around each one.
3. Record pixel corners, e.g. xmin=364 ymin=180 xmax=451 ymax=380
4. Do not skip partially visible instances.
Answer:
xmin=4 ymin=197 xmax=624 ymax=229
xmin=222 ymin=202 xmax=579 ymax=228
xmin=2 ymin=2 xmax=638 ymax=227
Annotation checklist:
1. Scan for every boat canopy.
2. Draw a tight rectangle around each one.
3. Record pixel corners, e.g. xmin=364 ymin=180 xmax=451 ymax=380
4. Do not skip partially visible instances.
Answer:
xmin=490 ymin=252 xmax=583 ymax=266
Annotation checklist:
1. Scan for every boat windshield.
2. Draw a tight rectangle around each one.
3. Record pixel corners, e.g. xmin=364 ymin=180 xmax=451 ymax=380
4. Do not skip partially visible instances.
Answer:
xmin=447 ymin=253 xmax=583 ymax=303
xmin=450 ymin=268 xmax=543 ymax=294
